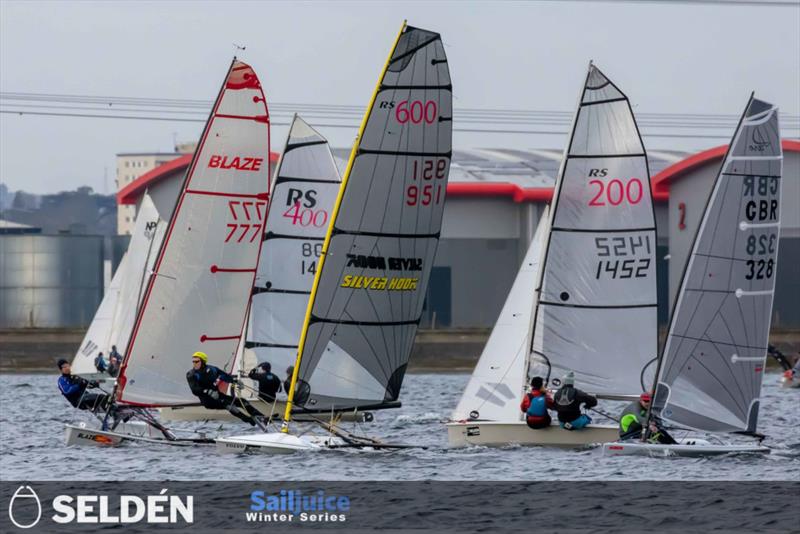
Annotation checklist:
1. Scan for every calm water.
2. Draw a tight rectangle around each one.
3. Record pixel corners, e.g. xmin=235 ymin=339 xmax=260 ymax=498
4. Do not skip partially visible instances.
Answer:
xmin=1 ymin=372 xmax=797 ymax=481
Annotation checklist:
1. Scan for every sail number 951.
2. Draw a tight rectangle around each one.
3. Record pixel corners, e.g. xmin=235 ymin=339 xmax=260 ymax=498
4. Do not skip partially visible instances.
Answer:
xmin=407 ymin=159 xmax=447 ymax=206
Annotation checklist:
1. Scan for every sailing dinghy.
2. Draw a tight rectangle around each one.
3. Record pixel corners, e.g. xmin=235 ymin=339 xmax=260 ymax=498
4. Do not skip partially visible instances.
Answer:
xmin=66 ymin=59 xmax=271 ymax=446
xmin=217 ymin=21 xmax=452 ymax=453
xmin=159 ymin=115 xmax=364 ymax=423
xmin=603 ymin=96 xmax=782 ymax=457
xmin=448 ymin=63 xmax=657 ymax=447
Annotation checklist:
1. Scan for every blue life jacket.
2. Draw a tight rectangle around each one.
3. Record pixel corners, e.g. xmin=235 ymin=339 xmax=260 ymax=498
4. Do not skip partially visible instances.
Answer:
xmin=526 ymin=394 xmax=547 ymax=417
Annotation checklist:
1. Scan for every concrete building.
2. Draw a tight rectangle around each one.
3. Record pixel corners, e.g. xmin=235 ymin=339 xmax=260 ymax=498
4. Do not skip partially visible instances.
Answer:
xmin=115 ymin=143 xmax=196 ymax=235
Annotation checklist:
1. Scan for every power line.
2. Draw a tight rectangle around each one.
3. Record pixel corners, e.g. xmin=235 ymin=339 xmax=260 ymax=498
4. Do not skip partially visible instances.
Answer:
xmin=527 ymin=0 xmax=799 ymax=6
xmin=6 ymin=109 xmax=797 ymax=141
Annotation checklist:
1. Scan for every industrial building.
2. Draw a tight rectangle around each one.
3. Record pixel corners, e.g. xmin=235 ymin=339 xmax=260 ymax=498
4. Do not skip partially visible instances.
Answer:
xmin=2 ymin=141 xmax=797 ymax=332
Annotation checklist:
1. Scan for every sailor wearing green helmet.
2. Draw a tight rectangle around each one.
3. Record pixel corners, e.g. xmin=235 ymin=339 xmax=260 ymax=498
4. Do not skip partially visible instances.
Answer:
xmin=619 ymin=392 xmax=676 ymax=444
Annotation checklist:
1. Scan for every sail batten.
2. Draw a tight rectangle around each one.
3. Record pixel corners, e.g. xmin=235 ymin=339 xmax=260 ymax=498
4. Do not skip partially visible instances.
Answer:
xmin=653 ymin=97 xmax=782 ymax=434
xmin=289 ymin=23 xmax=453 ymax=413
xmin=528 ymin=64 xmax=658 ymax=397
xmin=245 ymin=115 xmax=341 ymax=377
xmin=118 ymin=60 xmax=270 ymax=406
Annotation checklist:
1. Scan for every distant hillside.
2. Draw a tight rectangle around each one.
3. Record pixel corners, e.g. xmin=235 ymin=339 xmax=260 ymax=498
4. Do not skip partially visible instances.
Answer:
xmin=0 ymin=186 xmax=117 ymax=235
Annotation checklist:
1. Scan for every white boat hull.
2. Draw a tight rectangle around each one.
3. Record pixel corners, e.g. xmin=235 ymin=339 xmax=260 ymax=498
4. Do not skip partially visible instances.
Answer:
xmin=601 ymin=438 xmax=770 ymax=457
xmin=159 ymin=400 xmax=371 ymax=423
xmin=64 ymin=421 xmax=162 ymax=447
xmin=215 ymin=432 xmax=346 ymax=454
xmin=446 ymin=421 xmax=619 ymax=448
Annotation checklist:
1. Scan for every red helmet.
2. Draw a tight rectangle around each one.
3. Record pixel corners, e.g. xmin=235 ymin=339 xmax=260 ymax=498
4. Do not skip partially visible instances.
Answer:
xmin=640 ymin=392 xmax=652 ymax=403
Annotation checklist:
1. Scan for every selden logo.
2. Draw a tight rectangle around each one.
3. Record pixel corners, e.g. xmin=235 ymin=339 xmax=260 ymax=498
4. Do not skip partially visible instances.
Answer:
xmin=8 ymin=486 xmax=193 ymax=527
xmin=8 ymin=486 xmax=42 ymax=529
xmin=248 ymin=489 xmax=349 ymax=523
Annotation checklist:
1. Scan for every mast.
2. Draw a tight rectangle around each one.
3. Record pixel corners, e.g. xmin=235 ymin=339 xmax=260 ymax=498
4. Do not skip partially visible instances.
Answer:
xmin=526 ymin=63 xmax=658 ymax=398
xmin=282 ymin=22 xmax=409 ymax=431
xmin=648 ymin=94 xmax=781 ymax=436
xmin=116 ymin=58 xmax=271 ymax=406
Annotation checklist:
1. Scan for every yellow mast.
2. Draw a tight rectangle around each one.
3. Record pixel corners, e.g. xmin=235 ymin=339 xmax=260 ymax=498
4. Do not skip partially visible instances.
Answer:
xmin=281 ymin=20 xmax=408 ymax=433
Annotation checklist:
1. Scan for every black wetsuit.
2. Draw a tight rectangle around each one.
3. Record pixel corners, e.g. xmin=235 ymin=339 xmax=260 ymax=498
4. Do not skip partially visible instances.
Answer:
xmin=186 ymin=364 xmax=263 ymax=425
xmin=58 ymin=374 xmax=110 ymax=411
xmin=248 ymin=368 xmax=282 ymax=402
xmin=552 ymin=385 xmax=597 ymax=424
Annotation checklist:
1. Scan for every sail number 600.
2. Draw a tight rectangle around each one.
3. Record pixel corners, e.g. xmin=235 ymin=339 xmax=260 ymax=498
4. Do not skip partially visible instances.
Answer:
xmin=589 ymin=178 xmax=644 ymax=206
xmin=395 ymin=100 xmax=437 ymax=124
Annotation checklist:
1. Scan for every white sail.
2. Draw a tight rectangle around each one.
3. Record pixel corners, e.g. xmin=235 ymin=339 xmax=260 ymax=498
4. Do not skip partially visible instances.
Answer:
xmin=72 ymin=194 xmax=166 ymax=375
xmin=72 ymin=253 xmax=126 ymax=375
xmin=529 ymin=64 xmax=658 ymax=397
xmin=451 ymin=207 xmax=549 ymax=422
xmin=118 ymin=60 xmax=270 ymax=406
xmin=108 ymin=194 xmax=166 ymax=357
xmin=653 ymin=97 xmax=782 ymax=433
xmin=291 ymin=24 xmax=453 ymax=412
xmin=245 ymin=115 xmax=341 ymax=377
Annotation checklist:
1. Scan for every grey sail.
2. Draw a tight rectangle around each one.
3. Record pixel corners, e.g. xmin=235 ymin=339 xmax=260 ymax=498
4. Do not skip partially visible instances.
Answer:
xmin=246 ymin=115 xmax=341 ymax=376
xmin=653 ymin=97 xmax=782 ymax=433
xmin=295 ymin=24 xmax=452 ymax=411
xmin=529 ymin=64 xmax=658 ymax=396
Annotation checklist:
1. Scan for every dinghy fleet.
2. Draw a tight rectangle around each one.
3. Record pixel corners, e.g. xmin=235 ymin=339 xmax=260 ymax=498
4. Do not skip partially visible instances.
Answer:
xmin=61 ymin=21 xmax=790 ymax=458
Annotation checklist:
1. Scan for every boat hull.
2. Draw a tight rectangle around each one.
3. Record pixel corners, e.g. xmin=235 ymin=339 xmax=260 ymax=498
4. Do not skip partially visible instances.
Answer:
xmin=159 ymin=400 xmax=371 ymax=423
xmin=216 ymin=432 xmax=345 ymax=454
xmin=601 ymin=439 xmax=770 ymax=457
xmin=446 ymin=421 xmax=619 ymax=448
xmin=64 ymin=421 xmax=162 ymax=447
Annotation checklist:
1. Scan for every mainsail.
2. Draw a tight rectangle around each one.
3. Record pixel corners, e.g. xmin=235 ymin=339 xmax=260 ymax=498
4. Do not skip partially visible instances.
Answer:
xmin=528 ymin=64 xmax=658 ymax=397
xmin=245 ymin=115 xmax=341 ymax=375
xmin=72 ymin=194 xmax=165 ymax=375
xmin=652 ymin=97 xmax=782 ymax=433
xmin=451 ymin=208 xmax=549 ymax=422
xmin=288 ymin=23 xmax=452 ymax=412
xmin=118 ymin=60 xmax=271 ymax=406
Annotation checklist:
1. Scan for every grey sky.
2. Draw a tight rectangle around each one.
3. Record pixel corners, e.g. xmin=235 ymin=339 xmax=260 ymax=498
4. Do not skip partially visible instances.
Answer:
xmin=1 ymin=0 xmax=798 ymax=194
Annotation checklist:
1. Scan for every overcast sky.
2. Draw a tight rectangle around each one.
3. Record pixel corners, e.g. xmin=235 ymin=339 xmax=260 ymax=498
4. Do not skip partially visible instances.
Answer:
xmin=1 ymin=0 xmax=798 ymax=194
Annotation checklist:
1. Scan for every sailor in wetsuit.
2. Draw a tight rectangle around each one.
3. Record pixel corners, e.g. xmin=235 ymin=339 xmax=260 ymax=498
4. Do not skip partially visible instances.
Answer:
xmin=186 ymin=351 xmax=265 ymax=426
xmin=248 ymin=362 xmax=282 ymax=402
xmin=57 ymin=359 xmax=112 ymax=411
xmin=552 ymin=372 xmax=597 ymax=430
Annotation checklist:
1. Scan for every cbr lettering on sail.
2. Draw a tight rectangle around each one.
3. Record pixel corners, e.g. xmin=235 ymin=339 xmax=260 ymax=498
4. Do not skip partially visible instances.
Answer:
xmin=245 ymin=115 xmax=341 ymax=378
xmin=288 ymin=22 xmax=453 ymax=414
xmin=116 ymin=60 xmax=271 ymax=406
xmin=653 ymin=96 xmax=783 ymax=434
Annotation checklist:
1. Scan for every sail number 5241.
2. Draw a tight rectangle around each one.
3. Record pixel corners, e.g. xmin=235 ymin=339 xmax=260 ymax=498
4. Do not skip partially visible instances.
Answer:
xmin=589 ymin=178 xmax=644 ymax=206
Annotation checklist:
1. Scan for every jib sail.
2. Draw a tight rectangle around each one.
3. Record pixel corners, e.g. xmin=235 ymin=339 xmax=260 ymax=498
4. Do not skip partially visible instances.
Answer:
xmin=528 ymin=63 xmax=658 ymax=397
xmin=245 ymin=115 xmax=341 ymax=377
xmin=287 ymin=23 xmax=453 ymax=414
xmin=652 ymin=96 xmax=782 ymax=433
xmin=72 ymin=193 xmax=165 ymax=376
xmin=118 ymin=60 xmax=271 ymax=406
xmin=451 ymin=207 xmax=549 ymax=422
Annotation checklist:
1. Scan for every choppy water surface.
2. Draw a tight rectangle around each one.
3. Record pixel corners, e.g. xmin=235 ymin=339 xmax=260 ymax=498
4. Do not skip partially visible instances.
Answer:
xmin=1 ymin=372 xmax=797 ymax=480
